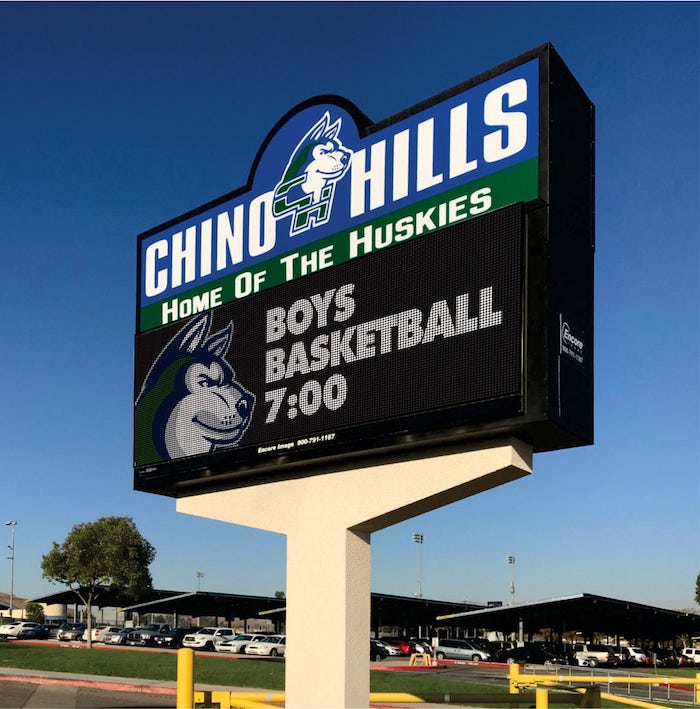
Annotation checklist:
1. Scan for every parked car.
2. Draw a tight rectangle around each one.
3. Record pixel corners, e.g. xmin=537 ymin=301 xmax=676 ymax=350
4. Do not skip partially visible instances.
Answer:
xmin=102 ymin=627 xmax=135 ymax=645
xmin=125 ymin=623 xmax=172 ymax=646
xmin=651 ymin=649 xmax=681 ymax=667
xmin=182 ymin=627 xmax=235 ymax=651
xmin=505 ymin=645 xmax=569 ymax=666
xmin=17 ymin=624 xmax=49 ymax=640
xmin=678 ymin=651 xmax=699 ymax=667
xmin=379 ymin=637 xmax=414 ymax=655
xmin=89 ymin=625 xmax=107 ymax=642
xmin=245 ymin=634 xmax=286 ymax=657
xmin=0 ymin=621 xmax=43 ymax=638
xmin=370 ymin=639 xmax=389 ymax=662
xmin=616 ymin=646 xmax=646 ymax=666
xmin=215 ymin=633 xmax=268 ymax=654
xmin=56 ymin=623 xmax=87 ymax=641
xmin=434 ymin=638 xmax=492 ymax=662
xmin=374 ymin=639 xmax=402 ymax=656
xmin=46 ymin=623 xmax=64 ymax=639
xmin=681 ymin=647 xmax=700 ymax=666
xmin=491 ymin=640 xmax=517 ymax=658
xmin=92 ymin=625 xmax=122 ymax=643
xmin=572 ymin=643 xmax=618 ymax=667
xmin=153 ymin=627 xmax=190 ymax=648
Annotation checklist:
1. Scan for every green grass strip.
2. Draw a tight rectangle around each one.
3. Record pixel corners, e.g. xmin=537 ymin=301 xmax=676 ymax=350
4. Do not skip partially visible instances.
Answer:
xmin=1 ymin=645 xmax=692 ymax=707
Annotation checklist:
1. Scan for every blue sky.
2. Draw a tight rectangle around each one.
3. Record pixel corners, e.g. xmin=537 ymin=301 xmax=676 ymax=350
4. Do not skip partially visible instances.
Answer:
xmin=1 ymin=2 xmax=698 ymax=613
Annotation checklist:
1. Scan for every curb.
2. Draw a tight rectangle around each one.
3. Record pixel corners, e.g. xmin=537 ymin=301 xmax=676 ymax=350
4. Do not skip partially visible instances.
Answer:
xmin=0 ymin=673 xmax=177 ymax=696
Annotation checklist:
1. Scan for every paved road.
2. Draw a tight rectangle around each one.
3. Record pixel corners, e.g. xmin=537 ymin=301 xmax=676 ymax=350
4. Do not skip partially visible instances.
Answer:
xmin=0 ymin=681 xmax=175 ymax=708
xmin=0 ymin=667 xmax=178 ymax=709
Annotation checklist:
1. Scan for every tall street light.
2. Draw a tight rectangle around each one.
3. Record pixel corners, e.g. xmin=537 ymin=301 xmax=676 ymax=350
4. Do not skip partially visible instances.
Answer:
xmin=196 ymin=571 xmax=204 ymax=592
xmin=412 ymin=533 xmax=424 ymax=598
xmin=5 ymin=521 xmax=17 ymax=615
xmin=506 ymin=554 xmax=516 ymax=605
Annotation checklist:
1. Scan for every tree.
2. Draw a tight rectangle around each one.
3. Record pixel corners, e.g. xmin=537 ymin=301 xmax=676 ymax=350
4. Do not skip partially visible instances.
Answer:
xmin=41 ymin=516 xmax=155 ymax=649
xmin=25 ymin=602 xmax=45 ymax=624
xmin=696 ymin=571 xmax=700 ymax=606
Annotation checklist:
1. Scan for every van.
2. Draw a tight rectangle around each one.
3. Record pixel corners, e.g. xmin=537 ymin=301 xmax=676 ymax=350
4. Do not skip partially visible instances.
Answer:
xmin=434 ymin=638 xmax=492 ymax=661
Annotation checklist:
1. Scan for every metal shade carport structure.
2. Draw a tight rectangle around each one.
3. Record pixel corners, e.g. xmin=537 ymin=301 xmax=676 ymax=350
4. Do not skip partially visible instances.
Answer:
xmin=435 ymin=592 xmax=700 ymax=644
xmin=30 ymin=588 xmax=288 ymax=629
xmin=30 ymin=587 xmax=185 ymax=610
xmin=249 ymin=593 xmax=485 ymax=637
xmin=30 ymin=587 xmax=482 ymax=636
xmin=120 ymin=591 xmax=288 ymax=631
xmin=119 ymin=590 xmax=482 ymax=636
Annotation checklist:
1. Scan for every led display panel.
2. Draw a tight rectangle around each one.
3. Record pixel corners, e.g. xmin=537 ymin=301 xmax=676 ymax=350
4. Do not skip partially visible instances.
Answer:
xmin=135 ymin=204 xmax=524 ymax=490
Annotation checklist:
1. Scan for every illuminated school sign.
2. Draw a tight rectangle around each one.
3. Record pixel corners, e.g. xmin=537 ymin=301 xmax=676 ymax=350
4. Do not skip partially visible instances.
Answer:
xmin=134 ymin=43 xmax=594 ymax=497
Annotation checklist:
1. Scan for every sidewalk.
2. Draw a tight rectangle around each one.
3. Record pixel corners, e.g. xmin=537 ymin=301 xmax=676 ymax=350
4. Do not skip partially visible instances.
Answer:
xmin=0 ymin=661 xmax=448 ymax=707
xmin=0 ymin=665 xmax=243 ymax=696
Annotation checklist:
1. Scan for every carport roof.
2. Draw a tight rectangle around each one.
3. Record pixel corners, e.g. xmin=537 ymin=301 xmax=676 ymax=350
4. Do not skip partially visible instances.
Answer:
xmin=436 ymin=593 xmax=700 ymax=641
xmin=30 ymin=587 xmax=700 ymax=641
xmin=30 ymin=588 xmax=287 ymax=621
xmin=30 ymin=587 xmax=479 ymax=627
xmin=121 ymin=590 xmax=480 ymax=628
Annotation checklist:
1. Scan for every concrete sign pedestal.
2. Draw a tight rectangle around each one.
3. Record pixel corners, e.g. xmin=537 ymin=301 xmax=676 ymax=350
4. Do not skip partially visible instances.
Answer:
xmin=177 ymin=437 xmax=532 ymax=709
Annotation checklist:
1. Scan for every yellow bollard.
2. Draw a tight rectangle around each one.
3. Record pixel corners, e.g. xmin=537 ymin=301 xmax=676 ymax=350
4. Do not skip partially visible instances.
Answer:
xmin=177 ymin=647 xmax=195 ymax=709
xmin=696 ymin=672 xmax=700 ymax=705
xmin=509 ymin=661 xmax=520 ymax=694
xmin=535 ymin=687 xmax=549 ymax=708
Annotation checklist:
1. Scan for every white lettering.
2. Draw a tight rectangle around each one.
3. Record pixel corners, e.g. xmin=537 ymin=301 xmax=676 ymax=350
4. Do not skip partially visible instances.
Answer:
xmin=449 ymin=102 xmax=478 ymax=177
xmin=483 ymin=78 xmax=528 ymax=162
xmin=216 ymin=206 xmax=244 ymax=270
xmin=170 ymin=229 xmax=197 ymax=289
xmin=248 ymin=191 xmax=276 ymax=257
xmin=350 ymin=141 xmax=387 ymax=217
xmin=392 ymin=129 xmax=410 ymax=201
xmin=479 ymin=286 xmax=502 ymax=328
xmin=416 ymin=118 xmax=443 ymax=191
xmin=144 ymin=240 xmax=169 ymax=297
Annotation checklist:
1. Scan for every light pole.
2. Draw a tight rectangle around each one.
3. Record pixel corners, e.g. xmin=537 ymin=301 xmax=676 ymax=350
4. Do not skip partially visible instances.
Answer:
xmin=507 ymin=554 xmax=515 ymax=605
xmin=195 ymin=571 xmax=204 ymax=592
xmin=412 ymin=533 xmax=424 ymax=598
xmin=5 ymin=521 xmax=17 ymax=616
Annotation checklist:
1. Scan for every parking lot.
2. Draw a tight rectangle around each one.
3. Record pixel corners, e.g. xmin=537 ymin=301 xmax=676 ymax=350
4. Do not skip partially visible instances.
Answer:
xmin=3 ymin=636 xmax=700 ymax=709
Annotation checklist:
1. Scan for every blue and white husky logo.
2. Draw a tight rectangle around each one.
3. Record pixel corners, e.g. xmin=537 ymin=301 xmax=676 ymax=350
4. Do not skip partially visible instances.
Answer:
xmin=273 ymin=111 xmax=353 ymax=236
xmin=135 ymin=312 xmax=255 ymax=463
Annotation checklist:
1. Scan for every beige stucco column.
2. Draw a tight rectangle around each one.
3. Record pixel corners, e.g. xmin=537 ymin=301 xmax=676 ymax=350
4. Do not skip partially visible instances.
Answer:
xmin=177 ymin=437 xmax=532 ymax=709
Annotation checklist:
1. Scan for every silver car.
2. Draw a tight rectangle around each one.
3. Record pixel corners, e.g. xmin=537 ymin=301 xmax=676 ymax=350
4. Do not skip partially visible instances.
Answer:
xmin=102 ymin=627 xmax=134 ymax=645
xmin=434 ymin=638 xmax=492 ymax=662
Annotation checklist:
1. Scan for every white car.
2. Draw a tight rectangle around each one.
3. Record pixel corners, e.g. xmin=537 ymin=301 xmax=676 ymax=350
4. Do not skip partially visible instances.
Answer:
xmin=92 ymin=625 xmax=122 ymax=643
xmin=617 ymin=646 xmax=646 ymax=665
xmin=182 ymin=627 xmax=235 ymax=651
xmin=375 ymin=639 xmax=402 ymax=656
xmin=0 ymin=621 xmax=41 ymax=637
xmin=245 ymin=634 xmax=286 ymax=657
xmin=215 ymin=633 xmax=268 ymax=653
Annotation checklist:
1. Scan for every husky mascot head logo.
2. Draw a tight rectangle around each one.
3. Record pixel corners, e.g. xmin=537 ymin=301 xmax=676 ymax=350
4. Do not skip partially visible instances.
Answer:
xmin=273 ymin=111 xmax=353 ymax=236
xmin=135 ymin=312 xmax=255 ymax=463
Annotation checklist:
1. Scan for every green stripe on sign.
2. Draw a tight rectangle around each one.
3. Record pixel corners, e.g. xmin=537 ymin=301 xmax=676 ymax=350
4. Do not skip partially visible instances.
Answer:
xmin=138 ymin=157 xmax=538 ymax=333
